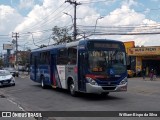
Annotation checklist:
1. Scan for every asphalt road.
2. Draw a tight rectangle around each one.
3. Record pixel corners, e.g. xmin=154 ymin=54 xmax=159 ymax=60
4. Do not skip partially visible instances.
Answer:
xmin=0 ymin=75 xmax=160 ymax=120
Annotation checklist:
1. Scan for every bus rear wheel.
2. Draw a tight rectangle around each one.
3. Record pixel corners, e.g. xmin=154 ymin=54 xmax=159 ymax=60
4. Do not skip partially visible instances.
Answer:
xmin=69 ymin=80 xmax=77 ymax=96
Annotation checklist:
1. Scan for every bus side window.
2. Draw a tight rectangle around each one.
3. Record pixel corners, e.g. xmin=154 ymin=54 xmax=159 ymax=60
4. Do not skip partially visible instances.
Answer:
xmin=39 ymin=51 xmax=50 ymax=65
xmin=57 ymin=48 xmax=68 ymax=65
xmin=30 ymin=54 xmax=33 ymax=65
xmin=68 ymin=47 xmax=77 ymax=65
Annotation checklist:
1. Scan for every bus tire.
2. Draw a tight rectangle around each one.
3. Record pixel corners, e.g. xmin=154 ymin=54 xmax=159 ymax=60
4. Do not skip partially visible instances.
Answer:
xmin=41 ymin=76 xmax=46 ymax=89
xmin=69 ymin=80 xmax=77 ymax=97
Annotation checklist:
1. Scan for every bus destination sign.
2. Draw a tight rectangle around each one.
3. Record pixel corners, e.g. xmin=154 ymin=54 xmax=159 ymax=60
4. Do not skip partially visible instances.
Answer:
xmin=93 ymin=43 xmax=120 ymax=49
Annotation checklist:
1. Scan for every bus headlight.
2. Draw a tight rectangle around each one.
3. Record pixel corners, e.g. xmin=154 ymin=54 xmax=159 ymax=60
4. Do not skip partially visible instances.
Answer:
xmin=119 ymin=77 xmax=127 ymax=85
xmin=86 ymin=77 xmax=98 ymax=85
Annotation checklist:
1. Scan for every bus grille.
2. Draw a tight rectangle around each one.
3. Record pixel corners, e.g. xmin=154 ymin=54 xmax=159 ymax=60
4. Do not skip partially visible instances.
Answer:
xmin=102 ymin=86 xmax=116 ymax=90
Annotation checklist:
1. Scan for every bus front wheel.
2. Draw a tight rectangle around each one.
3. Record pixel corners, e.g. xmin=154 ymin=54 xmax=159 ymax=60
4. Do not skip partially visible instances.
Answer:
xmin=69 ymin=80 xmax=77 ymax=96
xmin=41 ymin=77 xmax=46 ymax=89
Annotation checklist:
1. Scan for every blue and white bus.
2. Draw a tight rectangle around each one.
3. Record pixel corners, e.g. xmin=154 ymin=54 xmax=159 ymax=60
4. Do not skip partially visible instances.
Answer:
xmin=30 ymin=39 xmax=127 ymax=96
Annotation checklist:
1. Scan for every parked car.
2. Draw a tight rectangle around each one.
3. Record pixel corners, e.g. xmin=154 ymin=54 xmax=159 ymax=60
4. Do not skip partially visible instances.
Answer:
xmin=0 ymin=70 xmax=15 ymax=86
xmin=3 ymin=67 xmax=19 ymax=77
xmin=127 ymin=70 xmax=136 ymax=78
xmin=18 ymin=65 xmax=25 ymax=71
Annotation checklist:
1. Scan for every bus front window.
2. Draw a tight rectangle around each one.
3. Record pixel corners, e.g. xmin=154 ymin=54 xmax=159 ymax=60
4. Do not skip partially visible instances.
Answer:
xmin=88 ymin=50 xmax=126 ymax=75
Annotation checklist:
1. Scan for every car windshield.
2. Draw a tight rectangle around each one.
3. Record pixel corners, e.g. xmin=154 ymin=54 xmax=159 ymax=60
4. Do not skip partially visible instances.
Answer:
xmin=88 ymin=50 xmax=126 ymax=75
xmin=0 ymin=70 xmax=11 ymax=76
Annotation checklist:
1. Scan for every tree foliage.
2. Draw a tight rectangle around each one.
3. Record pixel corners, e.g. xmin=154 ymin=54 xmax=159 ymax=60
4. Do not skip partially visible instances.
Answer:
xmin=18 ymin=51 xmax=30 ymax=65
xmin=52 ymin=26 xmax=73 ymax=44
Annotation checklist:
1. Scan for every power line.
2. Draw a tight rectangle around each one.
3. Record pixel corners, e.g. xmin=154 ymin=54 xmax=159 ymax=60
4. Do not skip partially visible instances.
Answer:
xmin=23 ymin=1 xmax=66 ymax=32
xmin=19 ymin=28 xmax=53 ymax=35
xmin=81 ymin=0 xmax=112 ymax=4
xmin=91 ymin=32 xmax=160 ymax=35
xmin=0 ymin=34 xmax=9 ymax=36
xmin=27 ymin=4 xmax=72 ymax=32
xmin=37 ymin=5 xmax=72 ymax=29
xmin=65 ymin=0 xmax=81 ymax=41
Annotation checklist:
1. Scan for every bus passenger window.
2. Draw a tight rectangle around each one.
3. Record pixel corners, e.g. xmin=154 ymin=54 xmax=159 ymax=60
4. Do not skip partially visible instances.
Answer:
xmin=57 ymin=48 xmax=68 ymax=65
xmin=39 ymin=51 xmax=50 ymax=64
xmin=68 ymin=47 xmax=77 ymax=65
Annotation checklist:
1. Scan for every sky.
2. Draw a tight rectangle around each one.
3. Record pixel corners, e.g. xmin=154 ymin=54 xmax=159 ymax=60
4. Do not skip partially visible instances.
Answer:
xmin=0 ymin=0 xmax=160 ymax=53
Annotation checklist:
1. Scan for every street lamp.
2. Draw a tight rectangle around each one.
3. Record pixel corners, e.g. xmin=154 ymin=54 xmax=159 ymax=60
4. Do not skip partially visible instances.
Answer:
xmin=63 ymin=12 xmax=76 ymax=41
xmin=63 ymin=12 xmax=73 ymax=24
xmin=27 ymin=32 xmax=40 ymax=48
xmin=94 ymin=16 xmax=104 ymax=35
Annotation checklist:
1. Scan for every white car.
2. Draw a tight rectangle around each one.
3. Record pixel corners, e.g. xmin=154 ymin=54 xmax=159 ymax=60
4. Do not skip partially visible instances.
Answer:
xmin=0 ymin=70 xmax=15 ymax=87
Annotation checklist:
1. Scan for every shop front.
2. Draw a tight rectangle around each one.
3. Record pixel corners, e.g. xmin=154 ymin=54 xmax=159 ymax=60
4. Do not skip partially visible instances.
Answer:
xmin=128 ymin=47 xmax=160 ymax=76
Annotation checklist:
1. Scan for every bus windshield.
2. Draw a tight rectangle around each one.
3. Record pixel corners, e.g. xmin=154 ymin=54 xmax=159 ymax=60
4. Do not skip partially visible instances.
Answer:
xmin=88 ymin=50 xmax=126 ymax=75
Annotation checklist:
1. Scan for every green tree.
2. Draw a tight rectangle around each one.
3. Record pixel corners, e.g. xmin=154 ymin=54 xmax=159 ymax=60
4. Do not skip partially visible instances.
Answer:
xmin=18 ymin=51 xmax=30 ymax=66
xmin=52 ymin=26 xmax=73 ymax=44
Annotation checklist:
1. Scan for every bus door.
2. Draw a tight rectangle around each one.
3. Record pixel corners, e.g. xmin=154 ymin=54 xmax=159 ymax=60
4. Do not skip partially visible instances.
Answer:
xmin=78 ymin=50 xmax=86 ymax=91
xmin=34 ymin=56 xmax=37 ymax=81
xmin=50 ymin=54 xmax=56 ymax=87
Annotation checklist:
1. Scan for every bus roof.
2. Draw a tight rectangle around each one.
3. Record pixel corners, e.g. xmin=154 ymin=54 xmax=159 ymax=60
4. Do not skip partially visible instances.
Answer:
xmin=31 ymin=39 xmax=122 ymax=53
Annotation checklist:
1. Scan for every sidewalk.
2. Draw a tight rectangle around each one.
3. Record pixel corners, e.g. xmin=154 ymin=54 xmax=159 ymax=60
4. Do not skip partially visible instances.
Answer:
xmin=129 ymin=76 xmax=160 ymax=81
xmin=19 ymin=71 xmax=29 ymax=78
xmin=0 ymin=93 xmax=35 ymax=120
xmin=19 ymin=71 xmax=29 ymax=76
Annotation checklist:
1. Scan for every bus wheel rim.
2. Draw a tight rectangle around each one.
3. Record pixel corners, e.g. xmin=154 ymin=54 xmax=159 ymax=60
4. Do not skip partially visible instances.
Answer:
xmin=70 ymin=83 xmax=75 ymax=94
xmin=41 ymin=80 xmax=44 ymax=87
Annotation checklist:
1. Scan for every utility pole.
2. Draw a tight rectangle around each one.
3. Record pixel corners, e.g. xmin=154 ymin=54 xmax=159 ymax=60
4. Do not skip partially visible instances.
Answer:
xmin=12 ymin=32 xmax=19 ymax=67
xmin=65 ymin=0 xmax=81 ymax=41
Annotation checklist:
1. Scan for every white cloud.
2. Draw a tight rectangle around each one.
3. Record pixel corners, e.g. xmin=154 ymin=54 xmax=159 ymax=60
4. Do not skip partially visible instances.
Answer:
xmin=19 ymin=0 xmax=35 ymax=9
xmin=89 ymin=4 xmax=160 ymax=46
xmin=15 ymin=0 xmax=68 ymax=33
xmin=0 ymin=5 xmax=24 ymax=35
xmin=1 ymin=0 xmax=160 ymax=51
xmin=14 ymin=0 xmax=68 ymax=48
xmin=0 ymin=5 xmax=24 ymax=51
xmin=100 ymin=5 xmax=145 ymax=26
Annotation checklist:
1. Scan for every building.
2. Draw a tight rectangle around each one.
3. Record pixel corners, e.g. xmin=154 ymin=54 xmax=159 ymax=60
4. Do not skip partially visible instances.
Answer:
xmin=124 ymin=41 xmax=136 ymax=72
xmin=124 ymin=41 xmax=160 ymax=76
xmin=128 ymin=46 xmax=160 ymax=76
xmin=4 ymin=51 xmax=30 ymax=68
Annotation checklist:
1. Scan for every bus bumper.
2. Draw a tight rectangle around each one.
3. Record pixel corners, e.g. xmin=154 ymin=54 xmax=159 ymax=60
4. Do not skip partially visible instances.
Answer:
xmin=86 ymin=82 xmax=127 ymax=94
